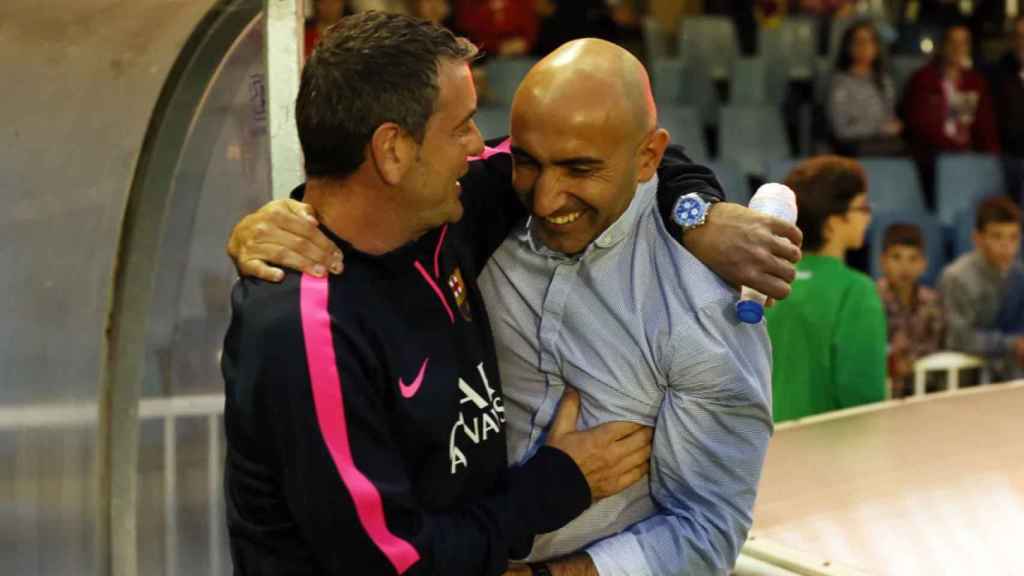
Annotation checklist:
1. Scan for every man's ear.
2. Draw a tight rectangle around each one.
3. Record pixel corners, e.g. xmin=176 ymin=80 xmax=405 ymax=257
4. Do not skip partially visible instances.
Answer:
xmin=637 ymin=128 xmax=670 ymax=183
xmin=368 ymin=122 xmax=416 ymax=186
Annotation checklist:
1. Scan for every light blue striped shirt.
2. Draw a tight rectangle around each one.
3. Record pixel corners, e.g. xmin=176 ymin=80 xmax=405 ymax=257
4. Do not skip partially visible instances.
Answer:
xmin=478 ymin=177 xmax=774 ymax=575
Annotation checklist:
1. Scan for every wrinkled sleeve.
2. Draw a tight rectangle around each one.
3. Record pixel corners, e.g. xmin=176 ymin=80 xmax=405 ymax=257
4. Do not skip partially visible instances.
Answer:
xmin=586 ymin=297 xmax=773 ymax=576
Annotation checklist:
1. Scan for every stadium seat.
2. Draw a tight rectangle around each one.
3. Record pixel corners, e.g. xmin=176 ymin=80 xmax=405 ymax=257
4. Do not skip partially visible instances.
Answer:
xmin=719 ymin=106 xmax=791 ymax=178
xmin=730 ymin=57 xmax=788 ymax=106
xmin=473 ymin=106 xmax=509 ymax=141
xmin=867 ymin=210 xmax=946 ymax=286
xmin=642 ymin=16 xmax=670 ymax=61
xmin=485 ymin=57 xmax=537 ymax=105
xmin=708 ymin=160 xmax=750 ymax=204
xmin=677 ymin=16 xmax=739 ymax=81
xmin=659 ymin=106 xmax=708 ymax=163
xmin=859 ymin=157 xmax=927 ymax=215
xmin=765 ymin=158 xmax=798 ymax=185
xmin=890 ymin=55 xmax=927 ymax=97
xmin=652 ymin=59 xmax=719 ymax=126
xmin=759 ymin=17 xmax=818 ymax=80
xmin=936 ymin=154 xmax=1007 ymax=227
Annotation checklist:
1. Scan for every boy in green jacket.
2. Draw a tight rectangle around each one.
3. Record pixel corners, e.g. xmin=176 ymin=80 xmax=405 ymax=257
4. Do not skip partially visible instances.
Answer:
xmin=765 ymin=156 xmax=888 ymax=422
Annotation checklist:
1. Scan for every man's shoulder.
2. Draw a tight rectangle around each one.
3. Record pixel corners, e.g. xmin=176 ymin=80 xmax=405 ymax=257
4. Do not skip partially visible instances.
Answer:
xmin=230 ymin=271 xmax=368 ymax=342
xmin=642 ymin=205 xmax=736 ymax=310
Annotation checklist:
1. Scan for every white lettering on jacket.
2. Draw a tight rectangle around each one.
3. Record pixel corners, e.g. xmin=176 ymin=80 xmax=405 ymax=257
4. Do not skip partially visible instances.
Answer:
xmin=448 ymin=363 xmax=506 ymax=474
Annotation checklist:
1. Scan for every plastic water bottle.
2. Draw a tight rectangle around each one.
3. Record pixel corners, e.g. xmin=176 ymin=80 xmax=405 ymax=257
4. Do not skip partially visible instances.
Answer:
xmin=736 ymin=183 xmax=799 ymax=324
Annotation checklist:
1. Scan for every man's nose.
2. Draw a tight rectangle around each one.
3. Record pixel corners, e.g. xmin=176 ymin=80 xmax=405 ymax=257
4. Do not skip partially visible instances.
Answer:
xmin=532 ymin=170 xmax=567 ymax=218
xmin=467 ymin=120 xmax=485 ymax=157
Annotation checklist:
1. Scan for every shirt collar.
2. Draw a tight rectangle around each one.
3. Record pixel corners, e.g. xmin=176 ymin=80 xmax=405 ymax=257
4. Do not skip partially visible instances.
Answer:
xmin=517 ymin=175 xmax=659 ymax=259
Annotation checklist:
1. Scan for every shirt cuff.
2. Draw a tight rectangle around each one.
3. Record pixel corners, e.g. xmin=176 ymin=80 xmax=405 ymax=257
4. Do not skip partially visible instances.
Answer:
xmin=586 ymin=531 xmax=654 ymax=576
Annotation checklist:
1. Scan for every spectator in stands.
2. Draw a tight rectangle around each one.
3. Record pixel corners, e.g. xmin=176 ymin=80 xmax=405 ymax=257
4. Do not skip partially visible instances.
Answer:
xmin=901 ymin=23 xmax=999 ymax=204
xmin=991 ymin=16 xmax=1024 ymax=201
xmin=828 ymin=20 xmax=905 ymax=156
xmin=765 ymin=156 xmax=888 ymax=421
xmin=305 ymin=0 xmax=353 ymax=59
xmin=940 ymin=196 xmax=1024 ymax=380
xmin=533 ymin=0 xmax=622 ymax=58
xmin=877 ymin=223 xmax=944 ymax=398
xmin=405 ymin=0 xmax=451 ymax=24
xmin=453 ymin=0 xmax=537 ymax=57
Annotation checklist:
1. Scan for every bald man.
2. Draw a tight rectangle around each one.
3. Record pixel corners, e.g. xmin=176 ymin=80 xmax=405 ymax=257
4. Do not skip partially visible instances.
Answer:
xmin=230 ymin=36 xmax=786 ymax=575
xmin=477 ymin=39 xmax=773 ymax=576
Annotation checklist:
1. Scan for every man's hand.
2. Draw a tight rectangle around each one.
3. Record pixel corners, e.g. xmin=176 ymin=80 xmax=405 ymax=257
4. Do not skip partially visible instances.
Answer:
xmin=547 ymin=554 xmax=598 ymax=576
xmin=502 ymin=555 xmax=597 ymax=576
xmin=226 ymin=199 xmax=343 ymax=282
xmin=682 ymin=202 xmax=803 ymax=301
xmin=544 ymin=388 xmax=652 ymax=501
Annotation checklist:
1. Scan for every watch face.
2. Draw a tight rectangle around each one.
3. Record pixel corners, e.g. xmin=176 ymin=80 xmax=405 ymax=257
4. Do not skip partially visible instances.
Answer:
xmin=672 ymin=195 xmax=706 ymax=228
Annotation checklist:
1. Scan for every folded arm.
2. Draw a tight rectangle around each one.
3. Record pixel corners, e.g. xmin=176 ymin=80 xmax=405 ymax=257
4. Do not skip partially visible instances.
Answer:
xmin=584 ymin=298 xmax=774 ymax=576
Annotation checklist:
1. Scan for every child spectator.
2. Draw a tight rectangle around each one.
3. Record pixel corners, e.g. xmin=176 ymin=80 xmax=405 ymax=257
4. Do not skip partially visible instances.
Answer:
xmin=876 ymin=223 xmax=944 ymax=398
xmin=940 ymin=196 xmax=1024 ymax=380
xmin=765 ymin=156 xmax=888 ymax=422
xmin=828 ymin=20 xmax=905 ymax=156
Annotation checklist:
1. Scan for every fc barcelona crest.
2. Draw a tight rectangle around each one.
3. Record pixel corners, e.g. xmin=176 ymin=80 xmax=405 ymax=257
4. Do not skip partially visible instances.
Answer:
xmin=447 ymin=267 xmax=472 ymax=322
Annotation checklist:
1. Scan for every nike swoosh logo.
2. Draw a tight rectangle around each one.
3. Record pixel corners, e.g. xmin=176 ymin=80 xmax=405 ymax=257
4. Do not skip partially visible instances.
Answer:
xmin=398 ymin=358 xmax=429 ymax=399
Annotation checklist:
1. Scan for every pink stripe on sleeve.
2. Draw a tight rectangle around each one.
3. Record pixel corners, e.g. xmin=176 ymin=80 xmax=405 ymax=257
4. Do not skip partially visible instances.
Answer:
xmin=433 ymin=224 xmax=448 ymax=279
xmin=413 ymin=261 xmax=455 ymax=324
xmin=299 ymin=274 xmax=420 ymax=574
xmin=466 ymin=137 xmax=511 ymax=161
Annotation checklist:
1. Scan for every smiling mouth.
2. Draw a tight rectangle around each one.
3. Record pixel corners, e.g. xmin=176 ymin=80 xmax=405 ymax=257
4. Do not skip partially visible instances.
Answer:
xmin=544 ymin=211 xmax=584 ymax=226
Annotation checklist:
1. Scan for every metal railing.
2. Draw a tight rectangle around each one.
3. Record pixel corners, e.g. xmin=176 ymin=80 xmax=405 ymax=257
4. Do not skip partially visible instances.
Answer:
xmin=0 ymin=393 xmax=226 ymax=576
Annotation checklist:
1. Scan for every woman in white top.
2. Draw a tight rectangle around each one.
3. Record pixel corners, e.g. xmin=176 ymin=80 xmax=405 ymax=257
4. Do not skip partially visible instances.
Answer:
xmin=828 ymin=20 xmax=905 ymax=156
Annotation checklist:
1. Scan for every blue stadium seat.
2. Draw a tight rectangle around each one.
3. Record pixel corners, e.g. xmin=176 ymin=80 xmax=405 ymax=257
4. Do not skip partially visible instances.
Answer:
xmin=473 ymin=106 xmax=509 ymax=141
xmin=730 ymin=57 xmax=787 ymax=106
xmin=485 ymin=57 xmax=537 ymax=105
xmin=719 ymin=106 xmax=791 ymax=177
xmin=652 ymin=59 xmax=719 ymax=126
xmin=890 ymin=55 xmax=926 ymax=97
xmin=643 ymin=16 xmax=670 ymax=61
xmin=868 ymin=211 xmax=946 ymax=286
xmin=859 ymin=157 xmax=927 ymax=215
xmin=936 ymin=154 xmax=1007 ymax=227
xmin=765 ymin=158 xmax=924 ymax=216
xmin=659 ymin=106 xmax=708 ymax=163
xmin=678 ymin=16 xmax=738 ymax=81
xmin=765 ymin=158 xmax=798 ymax=185
xmin=759 ymin=17 xmax=818 ymax=80
xmin=708 ymin=160 xmax=750 ymax=204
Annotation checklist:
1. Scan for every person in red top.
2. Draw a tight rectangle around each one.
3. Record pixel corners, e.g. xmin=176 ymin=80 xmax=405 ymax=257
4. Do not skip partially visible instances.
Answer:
xmin=305 ymin=0 xmax=353 ymax=59
xmin=901 ymin=22 xmax=999 ymax=206
xmin=454 ymin=0 xmax=537 ymax=57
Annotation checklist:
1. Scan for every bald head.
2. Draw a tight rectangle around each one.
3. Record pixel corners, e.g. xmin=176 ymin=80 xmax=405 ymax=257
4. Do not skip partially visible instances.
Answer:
xmin=506 ymin=39 xmax=670 ymax=256
xmin=512 ymin=38 xmax=656 ymax=139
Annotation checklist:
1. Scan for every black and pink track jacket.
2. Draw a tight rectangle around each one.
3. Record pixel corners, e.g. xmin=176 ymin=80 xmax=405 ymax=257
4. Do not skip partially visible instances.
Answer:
xmin=221 ymin=142 xmax=723 ymax=575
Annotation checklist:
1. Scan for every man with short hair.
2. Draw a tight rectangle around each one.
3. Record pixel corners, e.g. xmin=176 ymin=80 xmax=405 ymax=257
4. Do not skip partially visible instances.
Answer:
xmin=488 ymin=39 xmax=774 ymax=576
xmin=940 ymin=195 xmax=1024 ymax=380
xmin=223 ymin=14 xmax=655 ymax=576
xmin=231 ymin=35 xmax=791 ymax=575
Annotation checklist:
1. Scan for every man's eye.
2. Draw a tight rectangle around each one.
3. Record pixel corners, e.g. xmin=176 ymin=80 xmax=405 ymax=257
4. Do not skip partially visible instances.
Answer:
xmin=568 ymin=167 xmax=593 ymax=177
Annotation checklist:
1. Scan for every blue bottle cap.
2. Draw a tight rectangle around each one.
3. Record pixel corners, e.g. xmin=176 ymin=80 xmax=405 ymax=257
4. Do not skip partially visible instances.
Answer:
xmin=736 ymin=300 xmax=764 ymax=324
